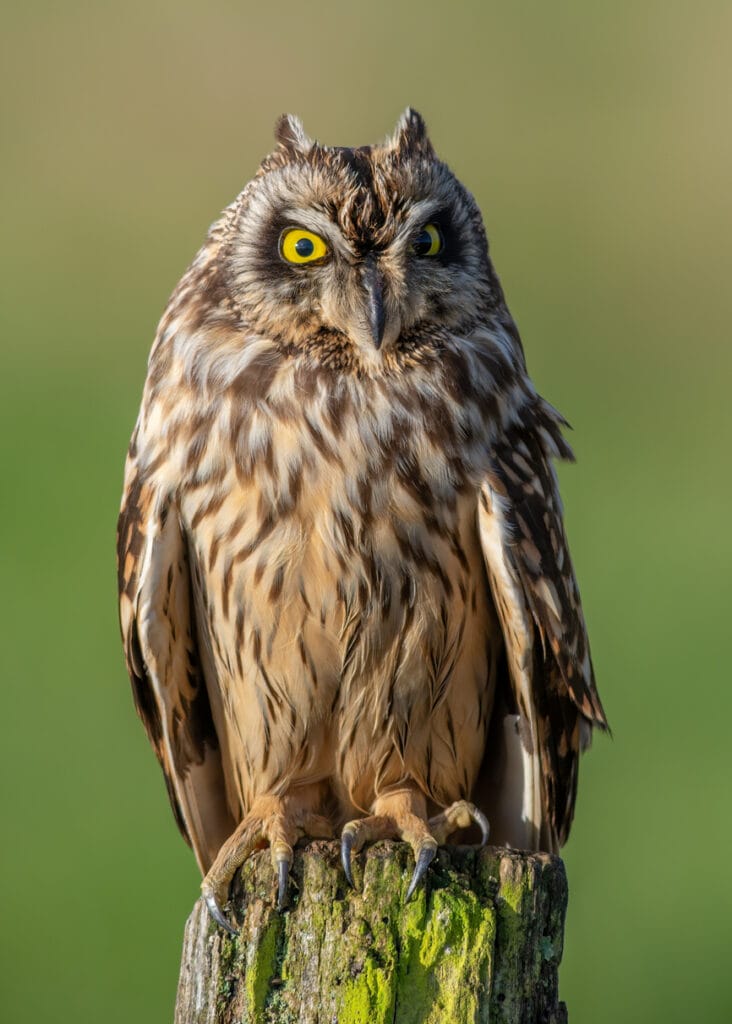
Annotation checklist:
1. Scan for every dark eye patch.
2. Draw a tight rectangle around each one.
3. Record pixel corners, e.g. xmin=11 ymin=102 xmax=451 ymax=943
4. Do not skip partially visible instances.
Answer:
xmin=255 ymin=215 xmax=330 ymax=280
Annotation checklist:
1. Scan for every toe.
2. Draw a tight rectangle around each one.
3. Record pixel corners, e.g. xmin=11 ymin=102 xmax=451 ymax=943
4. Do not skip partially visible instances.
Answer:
xmin=271 ymin=841 xmax=294 ymax=910
xmin=405 ymin=837 xmax=438 ymax=901
xmin=339 ymin=815 xmax=396 ymax=889
xmin=200 ymin=817 xmax=265 ymax=932
xmin=429 ymin=800 xmax=490 ymax=845
xmin=201 ymin=882 xmax=238 ymax=935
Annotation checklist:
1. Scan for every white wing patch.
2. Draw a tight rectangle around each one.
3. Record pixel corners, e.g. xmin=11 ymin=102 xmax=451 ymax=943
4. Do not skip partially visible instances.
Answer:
xmin=478 ymin=481 xmax=544 ymax=850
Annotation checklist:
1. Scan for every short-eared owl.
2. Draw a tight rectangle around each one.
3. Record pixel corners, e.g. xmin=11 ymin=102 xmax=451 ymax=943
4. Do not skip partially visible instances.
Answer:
xmin=117 ymin=109 xmax=607 ymax=932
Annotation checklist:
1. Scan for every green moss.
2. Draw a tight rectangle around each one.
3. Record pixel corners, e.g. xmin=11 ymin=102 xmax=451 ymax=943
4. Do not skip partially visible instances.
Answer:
xmin=244 ymin=915 xmax=282 ymax=1022
xmin=340 ymin=955 xmax=396 ymax=1024
xmin=215 ymin=930 xmax=239 ymax=1016
xmin=489 ymin=857 xmax=560 ymax=1023
xmin=496 ymin=870 xmax=528 ymax=914
xmin=203 ymin=845 xmax=564 ymax=1024
xmin=394 ymin=882 xmax=495 ymax=1023
xmin=494 ymin=863 xmax=532 ymax=960
xmin=324 ymin=848 xmax=498 ymax=1024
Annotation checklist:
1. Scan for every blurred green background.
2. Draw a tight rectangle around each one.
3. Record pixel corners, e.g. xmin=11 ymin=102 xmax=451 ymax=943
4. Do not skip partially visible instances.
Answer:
xmin=2 ymin=1 xmax=730 ymax=1021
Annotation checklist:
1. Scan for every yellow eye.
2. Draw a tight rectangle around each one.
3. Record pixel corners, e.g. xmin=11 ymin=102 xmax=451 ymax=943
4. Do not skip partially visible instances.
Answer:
xmin=280 ymin=228 xmax=328 ymax=264
xmin=411 ymin=223 xmax=443 ymax=257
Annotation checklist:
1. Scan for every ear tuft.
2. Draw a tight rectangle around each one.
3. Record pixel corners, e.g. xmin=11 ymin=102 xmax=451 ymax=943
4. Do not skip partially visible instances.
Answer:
xmin=274 ymin=114 xmax=315 ymax=155
xmin=388 ymin=107 xmax=434 ymax=157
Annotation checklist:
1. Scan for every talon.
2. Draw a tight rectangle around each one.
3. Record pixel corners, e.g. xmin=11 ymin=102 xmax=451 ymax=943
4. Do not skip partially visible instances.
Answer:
xmin=470 ymin=804 xmax=490 ymax=846
xmin=271 ymin=841 xmax=294 ymax=910
xmin=341 ymin=826 xmax=356 ymax=888
xmin=405 ymin=839 xmax=437 ymax=902
xmin=202 ymin=885 xmax=237 ymax=935
xmin=277 ymin=857 xmax=290 ymax=910
xmin=429 ymin=799 xmax=490 ymax=845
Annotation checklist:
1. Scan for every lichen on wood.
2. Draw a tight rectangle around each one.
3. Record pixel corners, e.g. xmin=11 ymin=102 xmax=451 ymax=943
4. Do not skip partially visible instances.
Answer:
xmin=175 ymin=842 xmax=568 ymax=1024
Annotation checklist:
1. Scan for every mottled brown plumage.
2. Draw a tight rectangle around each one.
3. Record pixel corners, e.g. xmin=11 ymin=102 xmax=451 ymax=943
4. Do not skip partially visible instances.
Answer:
xmin=117 ymin=109 xmax=607 ymax=929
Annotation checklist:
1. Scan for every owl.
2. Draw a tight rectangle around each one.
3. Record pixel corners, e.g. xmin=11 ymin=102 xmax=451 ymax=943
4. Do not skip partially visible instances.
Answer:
xmin=117 ymin=109 xmax=608 ymax=933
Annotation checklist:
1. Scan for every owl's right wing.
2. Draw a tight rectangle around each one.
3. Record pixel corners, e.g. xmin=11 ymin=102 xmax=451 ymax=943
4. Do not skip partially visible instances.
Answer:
xmin=117 ymin=450 xmax=235 ymax=873
xmin=475 ymin=395 xmax=608 ymax=852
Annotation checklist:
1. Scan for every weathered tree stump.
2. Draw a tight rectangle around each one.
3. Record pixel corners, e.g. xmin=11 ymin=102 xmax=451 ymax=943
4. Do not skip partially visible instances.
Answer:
xmin=175 ymin=841 xmax=568 ymax=1024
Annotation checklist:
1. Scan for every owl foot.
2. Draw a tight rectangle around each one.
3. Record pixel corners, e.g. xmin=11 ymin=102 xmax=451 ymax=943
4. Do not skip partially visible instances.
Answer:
xmin=429 ymin=799 xmax=490 ymax=846
xmin=201 ymin=793 xmax=333 ymax=933
xmin=340 ymin=790 xmax=489 ymax=901
xmin=341 ymin=813 xmax=439 ymax=898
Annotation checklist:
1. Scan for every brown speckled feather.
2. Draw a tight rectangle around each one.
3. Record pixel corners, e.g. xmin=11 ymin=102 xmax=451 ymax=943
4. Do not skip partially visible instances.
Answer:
xmin=476 ymin=391 xmax=607 ymax=849
xmin=117 ymin=454 xmax=235 ymax=871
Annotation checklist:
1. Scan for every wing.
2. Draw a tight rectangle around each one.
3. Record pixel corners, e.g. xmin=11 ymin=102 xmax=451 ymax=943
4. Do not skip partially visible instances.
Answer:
xmin=117 ymin=445 xmax=235 ymax=873
xmin=475 ymin=396 xmax=608 ymax=853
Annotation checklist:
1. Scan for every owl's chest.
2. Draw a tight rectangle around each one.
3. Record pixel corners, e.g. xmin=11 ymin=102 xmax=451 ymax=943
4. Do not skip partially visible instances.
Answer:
xmin=185 ymin=457 xmax=489 ymax=745
xmin=233 ymin=369 xmax=492 ymax=518
xmin=229 ymin=383 xmax=490 ymax=559
xmin=181 ymin=380 xmax=492 ymax=661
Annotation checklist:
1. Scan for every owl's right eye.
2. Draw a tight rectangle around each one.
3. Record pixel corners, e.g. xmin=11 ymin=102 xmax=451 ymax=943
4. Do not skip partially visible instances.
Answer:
xmin=410 ymin=223 xmax=443 ymax=257
xmin=280 ymin=228 xmax=328 ymax=265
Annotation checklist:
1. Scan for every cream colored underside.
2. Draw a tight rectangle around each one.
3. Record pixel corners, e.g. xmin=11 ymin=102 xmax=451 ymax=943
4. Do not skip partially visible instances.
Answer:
xmin=182 ymin=471 xmax=500 ymax=824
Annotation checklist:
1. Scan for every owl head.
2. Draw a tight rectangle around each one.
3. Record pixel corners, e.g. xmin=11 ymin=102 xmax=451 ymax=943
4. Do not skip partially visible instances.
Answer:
xmin=204 ymin=110 xmax=501 ymax=373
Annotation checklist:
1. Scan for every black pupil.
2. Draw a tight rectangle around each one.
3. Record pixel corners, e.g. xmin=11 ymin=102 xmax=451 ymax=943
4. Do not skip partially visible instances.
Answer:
xmin=294 ymin=237 xmax=315 ymax=258
xmin=413 ymin=229 xmax=435 ymax=256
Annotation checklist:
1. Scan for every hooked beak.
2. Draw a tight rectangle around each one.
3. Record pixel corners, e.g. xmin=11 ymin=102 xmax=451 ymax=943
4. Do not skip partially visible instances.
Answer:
xmin=361 ymin=259 xmax=387 ymax=349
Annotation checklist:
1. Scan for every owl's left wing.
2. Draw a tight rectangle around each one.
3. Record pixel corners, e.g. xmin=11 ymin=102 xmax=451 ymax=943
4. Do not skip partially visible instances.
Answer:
xmin=117 ymin=453 xmax=235 ymax=873
xmin=476 ymin=396 xmax=608 ymax=852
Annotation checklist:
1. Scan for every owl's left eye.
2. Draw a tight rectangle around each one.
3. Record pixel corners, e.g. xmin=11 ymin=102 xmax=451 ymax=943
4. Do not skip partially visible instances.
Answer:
xmin=411 ymin=223 xmax=443 ymax=257
xmin=280 ymin=228 xmax=328 ymax=265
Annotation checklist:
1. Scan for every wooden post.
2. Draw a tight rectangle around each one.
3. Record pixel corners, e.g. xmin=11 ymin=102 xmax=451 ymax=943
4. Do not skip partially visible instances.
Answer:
xmin=175 ymin=841 xmax=568 ymax=1024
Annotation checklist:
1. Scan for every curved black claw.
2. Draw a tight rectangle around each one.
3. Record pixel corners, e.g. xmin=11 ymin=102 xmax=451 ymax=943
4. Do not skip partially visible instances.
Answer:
xmin=405 ymin=842 xmax=438 ymax=902
xmin=202 ymin=886 xmax=237 ymax=936
xmin=277 ymin=857 xmax=290 ymax=910
xmin=341 ymin=828 xmax=356 ymax=888
xmin=471 ymin=805 xmax=490 ymax=847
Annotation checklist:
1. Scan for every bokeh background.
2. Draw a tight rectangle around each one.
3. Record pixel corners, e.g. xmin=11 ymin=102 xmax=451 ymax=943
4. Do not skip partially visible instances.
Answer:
xmin=2 ymin=2 xmax=730 ymax=1021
